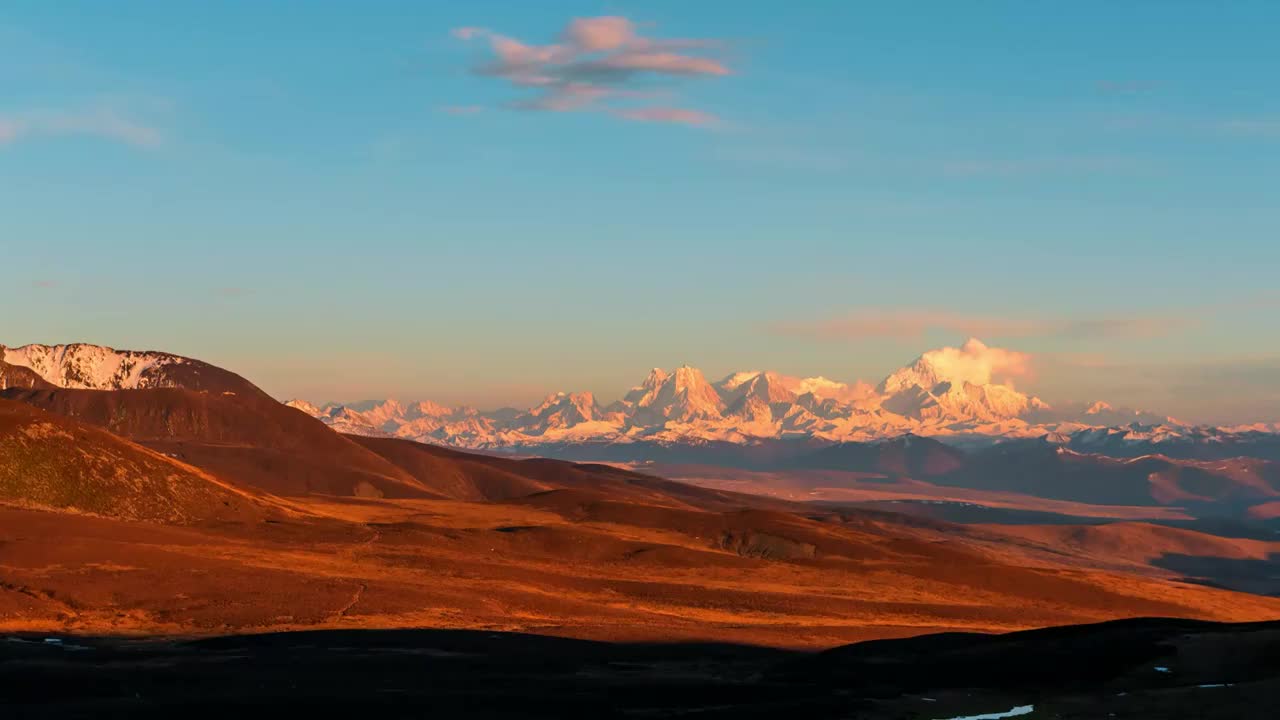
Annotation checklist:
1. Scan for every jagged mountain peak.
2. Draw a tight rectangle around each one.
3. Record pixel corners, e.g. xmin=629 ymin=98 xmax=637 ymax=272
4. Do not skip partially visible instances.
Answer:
xmin=875 ymin=338 xmax=1046 ymax=422
xmin=533 ymin=390 xmax=597 ymax=414
xmin=670 ymin=364 xmax=710 ymax=385
xmin=285 ymin=398 xmax=321 ymax=415
xmin=717 ymin=370 xmax=797 ymax=407
xmin=644 ymin=367 xmax=670 ymax=383
xmin=1086 ymin=400 xmax=1114 ymax=415
xmin=625 ymin=365 xmax=724 ymax=423
xmin=527 ymin=390 xmax=601 ymax=431
xmin=880 ymin=337 xmax=1004 ymax=393
xmin=411 ymin=399 xmax=456 ymax=417
xmin=623 ymin=367 xmax=670 ymax=406
xmin=717 ymin=370 xmax=765 ymax=392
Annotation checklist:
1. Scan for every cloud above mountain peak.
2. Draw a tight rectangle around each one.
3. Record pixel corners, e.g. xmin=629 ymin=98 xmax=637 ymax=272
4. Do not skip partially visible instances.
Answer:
xmin=921 ymin=338 xmax=1032 ymax=388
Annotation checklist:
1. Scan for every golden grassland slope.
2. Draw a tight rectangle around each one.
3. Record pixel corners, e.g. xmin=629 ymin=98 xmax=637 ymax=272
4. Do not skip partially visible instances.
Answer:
xmin=0 ymin=399 xmax=271 ymax=524
xmin=0 ymin=387 xmax=440 ymax=498
xmin=970 ymin=521 xmax=1280 ymax=594
xmin=3 ymin=486 xmax=1280 ymax=648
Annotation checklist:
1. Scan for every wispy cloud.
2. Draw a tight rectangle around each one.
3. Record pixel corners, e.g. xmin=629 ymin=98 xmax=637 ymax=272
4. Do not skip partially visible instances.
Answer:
xmin=940 ymin=155 xmax=1143 ymax=178
xmin=1095 ymin=80 xmax=1161 ymax=97
xmin=31 ymin=280 xmax=58 ymax=289
xmin=713 ymin=145 xmax=853 ymax=173
xmin=1217 ymin=118 xmax=1280 ymax=138
xmin=1100 ymin=111 xmax=1280 ymax=141
xmin=452 ymin=16 xmax=729 ymax=126
xmin=768 ymin=308 xmax=1194 ymax=341
xmin=440 ymin=105 xmax=484 ymax=116
xmin=613 ymin=106 xmax=719 ymax=127
xmin=0 ymin=108 xmax=162 ymax=148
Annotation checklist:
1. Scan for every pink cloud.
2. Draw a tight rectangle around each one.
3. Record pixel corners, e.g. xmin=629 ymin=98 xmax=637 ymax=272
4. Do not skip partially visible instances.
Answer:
xmin=452 ymin=15 xmax=730 ymax=125
xmin=563 ymin=16 xmax=636 ymax=52
xmin=441 ymin=105 xmax=483 ymax=116
xmin=615 ymin=107 xmax=718 ymax=127
xmin=593 ymin=52 xmax=729 ymax=76
xmin=513 ymin=83 xmax=617 ymax=112
xmin=488 ymin=36 xmax=573 ymax=75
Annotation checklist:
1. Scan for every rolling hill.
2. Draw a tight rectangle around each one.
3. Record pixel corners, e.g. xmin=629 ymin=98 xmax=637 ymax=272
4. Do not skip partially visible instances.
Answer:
xmin=0 ymin=399 xmax=270 ymax=524
xmin=1 ymin=385 xmax=443 ymax=500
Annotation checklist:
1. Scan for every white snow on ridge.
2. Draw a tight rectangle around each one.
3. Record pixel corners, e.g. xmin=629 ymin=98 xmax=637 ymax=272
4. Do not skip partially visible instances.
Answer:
xmin=1 ymin=343 xmax=185 ymax=390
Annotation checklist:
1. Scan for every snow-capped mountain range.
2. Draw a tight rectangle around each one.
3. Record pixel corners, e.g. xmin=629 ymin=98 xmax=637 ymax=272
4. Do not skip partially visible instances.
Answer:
xmin=284 ymin=338 xmax=1257 ymax=451
xmin=3 ymin=339 xmax=1277 ymax=459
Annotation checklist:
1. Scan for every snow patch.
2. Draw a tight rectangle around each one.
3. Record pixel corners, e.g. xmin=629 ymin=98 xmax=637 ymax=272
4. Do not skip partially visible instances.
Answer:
xmin=933 ymin=705 xmax=1034 ymax=720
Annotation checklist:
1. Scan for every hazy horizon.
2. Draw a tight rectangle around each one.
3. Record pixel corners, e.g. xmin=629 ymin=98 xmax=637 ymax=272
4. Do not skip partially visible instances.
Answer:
xmin=5 ymin=335 xmax=1276 ymax=426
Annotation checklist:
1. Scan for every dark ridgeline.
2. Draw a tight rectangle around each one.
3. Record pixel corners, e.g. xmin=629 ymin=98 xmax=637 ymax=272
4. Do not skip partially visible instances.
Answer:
xmin=4 ymin=619 xmax=1280 ymax=718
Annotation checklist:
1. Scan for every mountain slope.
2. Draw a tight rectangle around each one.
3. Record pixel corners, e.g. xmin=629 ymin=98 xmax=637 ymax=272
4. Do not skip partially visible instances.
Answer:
xmin=796 ymin=434 xmax=968 ymax=477
xmin=935 ymin=441 xmax=1280 ymax=507
xmin=345 ymin=436 xmax=553 ymax=501
xmin=0 ymin=347 xmax=440 ymax=500
xmin=0 ymin=399 xmax=270 ymax=523
xmin=0 ymin=359 xmax=54 ymax=390
xmin=350 ymin=434 xmax=798 ymax=511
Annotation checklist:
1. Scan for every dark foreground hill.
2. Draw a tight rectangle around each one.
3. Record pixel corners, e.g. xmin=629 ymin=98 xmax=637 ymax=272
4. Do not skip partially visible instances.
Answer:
xmin=3 ymin=618 xmax=1279 ymax=719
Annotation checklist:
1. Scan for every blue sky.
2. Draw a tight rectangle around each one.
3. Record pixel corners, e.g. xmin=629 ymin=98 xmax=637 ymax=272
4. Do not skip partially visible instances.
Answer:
xmin=2 ymin=1 xmax=1278 ymax=422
